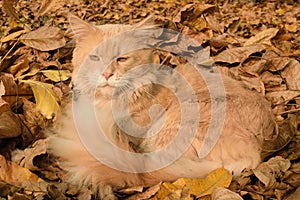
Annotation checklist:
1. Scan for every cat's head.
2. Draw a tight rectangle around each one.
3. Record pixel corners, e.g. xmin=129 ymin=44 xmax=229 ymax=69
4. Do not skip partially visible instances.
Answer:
xmin=69 ymin=15 xmax=166 ymax=100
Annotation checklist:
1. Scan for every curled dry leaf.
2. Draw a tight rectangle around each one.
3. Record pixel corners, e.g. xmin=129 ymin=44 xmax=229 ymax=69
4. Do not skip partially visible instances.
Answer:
xmin=12 ymin=139 xmax=47 ymax=171
xmin=21 ymin=80 xmax=60 ymax=119
xmin=214 ymin=44 xmax=265 ymax=64
xmin=211 ymin=187 xmax=243 ymax=200
xmin=252 ymin=156 xmax=291 ymax=188
xmin=20 ymin=26 xmax=66 ymax=51
xmin=244 ymin=28 xmax=279 ymax=46
xmin=126 ymin=183 xmax=161 ymax=200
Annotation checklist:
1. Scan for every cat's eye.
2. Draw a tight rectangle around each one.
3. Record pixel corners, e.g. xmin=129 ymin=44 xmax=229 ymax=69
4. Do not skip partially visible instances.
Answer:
xmin=89 ymin=55 xmax=100 ymax=61
xmin=116 ymin=57 xmax=128 ymax=62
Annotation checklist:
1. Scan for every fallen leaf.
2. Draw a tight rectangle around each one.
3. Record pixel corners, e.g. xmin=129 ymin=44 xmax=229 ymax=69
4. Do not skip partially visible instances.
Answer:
xmin=261 ymin=71 xmax=282 ymax=87
xmin=20 ymin=98 xmax=49 ymax=138
xmin=284 ymin=186 xmax=300 ymax=200
xmin=0 ymin=155 xmax=45 ymax=186
xmin=252 ymin=156 xmax=291 ymax=188
xmin=285 ymin=24 xmax=298 ymax=33
xmin=244 ymin=28 xmax=279 ymax=46
xmin=20 ymin=26 xmax=66 ymax=51
xmin=40 ymin=70 xmax=72 ymax=82
xmin=190 ymin=168 xmax=232 ymax=198
xmin=152 ymin=168 xmax=232 ymax=199
xmin=214 ymin=44 xmax=265 ymax=64
xmin=281 ymin=59 xmax=300 ymax=90
xmin=126 ymin=182 xmax=161 ymax=200
xmin=266 ymin=90 xmax=300 ymax=104
xmin=2 ymin=0 xmax=19 ymax=19
xmin=211 ymin=187 xmax=243 ymax=200
xmin=21 ymin=80 xmax=60 ymax=119
xmin=11 ymin=139 xmax=47 ymax=170
xmin=0 ymin=107 xmax=22 ymax=139
xmin=1 ymin=72 xmax=33 ymax=107
xmin=1 ymin=29 xmax=28 ymax=43
xmin=9 ymin=58 xmax=30 ymax=77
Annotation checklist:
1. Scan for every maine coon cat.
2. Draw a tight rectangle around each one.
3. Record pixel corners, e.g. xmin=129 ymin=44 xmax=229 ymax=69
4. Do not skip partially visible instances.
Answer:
xmin=48 ymin=15 xmax=282 ymax=198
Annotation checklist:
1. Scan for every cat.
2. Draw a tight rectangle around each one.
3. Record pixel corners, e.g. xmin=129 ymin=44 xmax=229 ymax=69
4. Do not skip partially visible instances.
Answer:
xmin=48 ymin=15 xmax=282 ymax=198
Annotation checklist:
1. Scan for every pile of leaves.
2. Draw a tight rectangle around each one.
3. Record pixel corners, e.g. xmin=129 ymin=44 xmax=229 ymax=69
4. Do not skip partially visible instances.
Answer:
xmin=0 ymin=0 xmax=299 ymax=199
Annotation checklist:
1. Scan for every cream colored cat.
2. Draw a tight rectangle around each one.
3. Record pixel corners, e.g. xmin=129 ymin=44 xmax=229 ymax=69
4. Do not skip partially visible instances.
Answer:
xmin=48 ymin=15 xmax=282 ymax=198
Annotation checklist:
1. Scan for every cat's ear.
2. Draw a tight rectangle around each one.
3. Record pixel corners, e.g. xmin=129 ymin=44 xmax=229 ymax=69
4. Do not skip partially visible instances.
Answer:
xmin=68 ymin=14 xmax=98 ymax=43
xmin=134 ymin=14 xmax=158 ymax=29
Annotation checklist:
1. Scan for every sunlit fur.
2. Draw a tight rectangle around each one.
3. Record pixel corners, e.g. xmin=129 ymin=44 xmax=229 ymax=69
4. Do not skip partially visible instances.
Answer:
xmin=48 ymin=15 xmax=279 ymax=196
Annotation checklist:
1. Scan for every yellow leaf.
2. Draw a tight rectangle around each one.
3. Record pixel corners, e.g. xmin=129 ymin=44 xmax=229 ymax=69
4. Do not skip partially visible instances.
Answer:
xmin=21 ymin=80 xmax=60 ymax=119
xmin=190 ymin=168 xmax=232 ymax=198
xmin=40 ymin=70 xmax=72 ymax=82
xmin=244 ymin=28 xmax=279 ymax=47
xmin=1 ymin=29 xmax=28 ymax=43
xmin=152 ymin=168 xmax=232 ymax=199
xmin=285 ymin=24 xmax=298 ymax=33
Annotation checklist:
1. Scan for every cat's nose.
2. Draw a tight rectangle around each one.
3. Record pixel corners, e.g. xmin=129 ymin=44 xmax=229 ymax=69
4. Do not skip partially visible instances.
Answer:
xmin=102 ymin=72 xmax=113 ymax=80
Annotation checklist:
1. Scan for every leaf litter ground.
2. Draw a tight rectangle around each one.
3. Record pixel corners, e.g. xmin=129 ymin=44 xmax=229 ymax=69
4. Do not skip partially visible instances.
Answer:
xmin=0 ymin=0 xmax=300 ymax=199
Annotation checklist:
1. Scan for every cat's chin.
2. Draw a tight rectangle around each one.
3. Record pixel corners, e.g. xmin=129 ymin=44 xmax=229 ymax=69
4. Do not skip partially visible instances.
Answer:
xmin=96 ymin=86 xmax=115 ymax=100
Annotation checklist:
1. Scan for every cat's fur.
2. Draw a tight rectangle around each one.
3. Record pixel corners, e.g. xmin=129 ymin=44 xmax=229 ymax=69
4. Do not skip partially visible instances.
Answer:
xmin=48 ymin=15 xmax=280 ymax=196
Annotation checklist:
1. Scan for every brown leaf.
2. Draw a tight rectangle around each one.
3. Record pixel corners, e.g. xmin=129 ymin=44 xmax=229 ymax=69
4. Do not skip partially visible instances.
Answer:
xmin=281 ymin=59 xmax=300 ymax=90
xmin=20 ymin=26 xmax=66 ymax=51
xmin=0 ymin=108 xmax=22 ymax=139
xmin=244 ymin=28 xmax=279 ymax=46
xmin=262 ymin=51 xmax=291 ymax=72
xmin=0 ymin=154 xmax=44 ymax=186
xmin=252 ymin=156 xmax=291 ymax=188
xmin=214 ymin=44 xmax=265 ymax=64
xmin=284 ymin=186 xmax=300 ymax=200
xmin=2 ymin=0 xmax=19 ymax=19
xmin=211 ymin=187 xmax=243 ymax=200
xmin=11 ymin=139 xmax=47 ymax=170
xmin=261 ymin=71 xmax=282 ymax=87
xmin=0 ymin=73 xmax=32 ymax=107
xmin=266 ymin=90 xmax=300 ymax=105
xmin=126 ymin=182 xmax=161 ymax=200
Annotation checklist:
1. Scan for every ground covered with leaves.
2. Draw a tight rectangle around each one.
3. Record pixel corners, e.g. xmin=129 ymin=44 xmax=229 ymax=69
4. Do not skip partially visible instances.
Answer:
xmin=0 ymin=0 xmax=300 ymax=199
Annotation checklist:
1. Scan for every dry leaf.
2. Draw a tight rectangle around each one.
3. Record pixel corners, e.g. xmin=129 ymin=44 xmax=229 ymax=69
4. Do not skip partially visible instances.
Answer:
xmin=1 ymin=29 xmax=28 ymax=43
xmin=20 ymin=26 xmax=66 ymax=51
xmin=190 ymin=168 xmax=232 ymax=198
xmin=2 ymin=0 xmax=19 ymax=19
xmin=244 ymin=28 xmax=279 ymax=46
xmin=40 ymin=70 xmax=72 ymax=82
xmin=253 ymin=156 xmax=291 ymax=188
xmin=21 ymin=80 xmax=60 ymax=119
xmin=266 ymin=90 xmax=300 ymax=105
xmin=152 ymin=168 xmax=232 ymax=199
xmin=281 ymin=59 xmax=300 ymax=90
xmin=211 ymin=187 xmax=243 ymax=200
xmin=126 ymin=182 xmax=161 ymax=200
xmin=284 ymin=186 xmax=300 ymax=200
xmin=0 ymin=155 xmax=45 ymax=186
xmin=214 ymin=44 xmax=265 ymax=64
xmin=11 ymin=139 xmax=47 ymax=170
xmin=9 ymin=58 xmax=30 ymax=77
xmin=0 ymin=108 xmax=22 ymax=139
